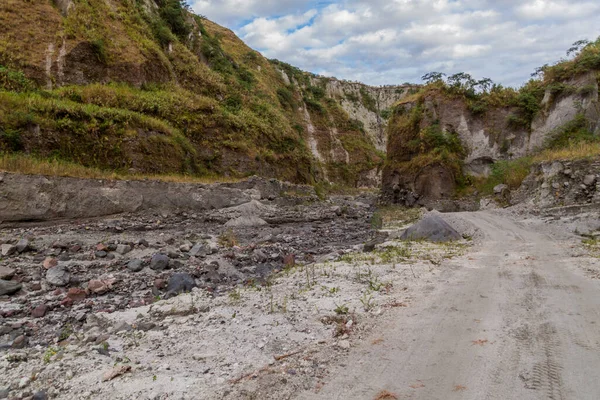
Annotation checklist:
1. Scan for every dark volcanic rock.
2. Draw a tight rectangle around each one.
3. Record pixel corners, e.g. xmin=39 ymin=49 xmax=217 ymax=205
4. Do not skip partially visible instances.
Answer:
xmin=150 ymin=254 xmax=169 ymax=271
xmin=0 ymin=279 xmax=21 ymax=296
xmin=401 ymin=213 xmax=461 ymax=242
xmin=165 ymin=273 xmax=197 ymax=298
xmin=127 ymin=259 xmax=144 ymax=272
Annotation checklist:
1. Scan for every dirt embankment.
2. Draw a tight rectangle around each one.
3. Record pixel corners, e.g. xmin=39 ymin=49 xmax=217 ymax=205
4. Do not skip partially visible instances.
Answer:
xmin=0 ymin=174 xmax=315 ymax=223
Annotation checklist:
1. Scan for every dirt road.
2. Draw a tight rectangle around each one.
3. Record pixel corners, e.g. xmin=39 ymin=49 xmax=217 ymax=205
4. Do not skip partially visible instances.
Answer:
xmin=303 ymin=211 xmax=600 ymax=400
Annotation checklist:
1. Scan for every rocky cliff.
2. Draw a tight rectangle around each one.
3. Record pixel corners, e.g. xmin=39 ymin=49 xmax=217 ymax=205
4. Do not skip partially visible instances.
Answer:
xmin=0 ymin=0 xmax=408 ymax=187
xmin=382 ymin=48 xmax=600 ymax=207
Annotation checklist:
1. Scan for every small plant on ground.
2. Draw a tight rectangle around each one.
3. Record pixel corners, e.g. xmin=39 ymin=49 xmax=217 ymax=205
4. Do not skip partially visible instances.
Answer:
xmin=334 ymin=303 xmax=349 ymax=315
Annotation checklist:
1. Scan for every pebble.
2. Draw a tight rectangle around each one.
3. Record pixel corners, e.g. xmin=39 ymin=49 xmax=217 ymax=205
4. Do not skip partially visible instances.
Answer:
xmin=127 ymin=259 xmax=144 ymax=272
xmin=31 ymin=304 xmax=48 ymax=318
xmin=1 ymin=244 xmax=16 ymax=257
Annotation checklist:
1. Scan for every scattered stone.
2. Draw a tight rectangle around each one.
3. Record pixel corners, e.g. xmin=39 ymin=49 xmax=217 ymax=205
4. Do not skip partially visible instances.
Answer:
xmin=87 ymin=279 xmax=114 ymax=294
xmin=96 ymin=243 xmax=108 ymax=252
xmin=102 ymin=365 xmax=131 ymax=382
xmin=16 ymin=239 xmax=29 ymax=253
xmin=115 ymin=244 xmax=132 ymax=255
xmin=31 ymin=304 xmax=48 ymax=318
xmin=150 ymin=254 xmax=170 ymax=271
xmin=127 ymin=259 xmax=144 ymax=272
xmin=189 ymin=243 xmax=208 ymax=257
xmin=32 ymin=390 xmax=48 ymax=400
xmin=18 ymin=376 xmax=30 ymax=389
xmin=95 ymin=251 xmax=107 ymax=258
xmin=0 ymin=279 xmax=22 ymax=296
xmin=154 ymin=279 xmax=167 ymax=290
xmin=11 ymin=335 xmax=26 ymax=349
xmin=114 ymin=321 xmax=132 ymax=333
xmin=42 ymin=257 xmax=58 ymax=269
xmin=46 ymin=266 xmax=70 ymax=287
xmin=0 ymin=387 xmax=9 ymax=399
xmin=66 ymin=288 xmax=87 ymax=302
xmin=1 ymin=244 xmax=16 ymax=257
xmin=337 ymin=340 xmax=351 ymax=349
xmin=0 ymin=266 xmax=15 ymax=280
xmin=165 ymin=273 xmax=197 ymax=298
xmin=401 ymin=213 xmax=462 ymax=243
xmin=584 ymin=175 xmax=597 ymax=186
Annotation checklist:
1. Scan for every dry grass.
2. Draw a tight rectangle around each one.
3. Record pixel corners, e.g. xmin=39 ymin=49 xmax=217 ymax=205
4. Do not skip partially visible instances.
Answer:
xmin=0 ymin=153 xmax=241 ymax=184
xmin=373 ymin=390 xmax=398 ymax=400
xmin=532 ymin=141 xmax=600 ymax=163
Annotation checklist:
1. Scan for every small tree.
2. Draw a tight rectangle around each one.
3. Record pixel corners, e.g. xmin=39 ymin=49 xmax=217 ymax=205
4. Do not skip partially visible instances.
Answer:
xmin=421 ymin=72 xmax=446 ymax=84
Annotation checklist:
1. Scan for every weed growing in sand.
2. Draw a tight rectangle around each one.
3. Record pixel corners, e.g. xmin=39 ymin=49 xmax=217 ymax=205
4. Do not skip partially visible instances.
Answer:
xmin=334 ymin=303 xmax=349 ymax=315
xmin=360 ymin=291 xmax=376 ymax=311
xmin=218 ymin=230 xmax=238 ymax=247
xmin=229 ymin=288 xmax=242 ymax=303
xmin=43 ymin=347 xmax=58 ymax=363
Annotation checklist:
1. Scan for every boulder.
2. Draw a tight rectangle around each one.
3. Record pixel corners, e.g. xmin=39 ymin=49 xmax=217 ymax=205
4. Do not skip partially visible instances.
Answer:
xmin=493 ymin=184 xmax=509 ymax=195
xmin=127 ymin=259 xmax=144 ymax=272
xmin=583 ymin=175 xmax=597 ymax=186
xmin=0 ymin=279 xmax=21 ymax=296
xmin=0 ymin=266 xmax=15 ymax=280
xmin=1 ymin=244 xmax=16 ymax=257
xmin=46 ymin=266 xmax=70 ymax=287
xmin=150 ymin=254 xmax=169 ymax=271
xmin=400 ymin=213 xmax=461 ymax=242
xmin=16 ymin=239 xmax=29 ymax=253
xmin=165 ymin=273 xmax=197 ymax=298
xmin=115 ymin=244 xmax=132 ymax=255
xmin=189 ymin=243 xmax=209 ymax=257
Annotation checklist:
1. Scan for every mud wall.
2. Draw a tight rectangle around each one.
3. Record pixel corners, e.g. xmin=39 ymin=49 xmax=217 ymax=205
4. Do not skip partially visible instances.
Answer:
xmin=0 ymin=174 xmax=315 ymax=222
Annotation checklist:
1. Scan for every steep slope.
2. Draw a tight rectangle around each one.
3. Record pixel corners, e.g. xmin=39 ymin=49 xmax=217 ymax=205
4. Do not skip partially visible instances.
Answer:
xmin=0 ymin=0 xmax=409 ymax=186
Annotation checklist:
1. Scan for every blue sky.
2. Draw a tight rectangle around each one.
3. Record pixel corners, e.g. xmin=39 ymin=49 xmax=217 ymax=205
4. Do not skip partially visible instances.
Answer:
xmin=190 ymin=0 xmax=600 ymax=87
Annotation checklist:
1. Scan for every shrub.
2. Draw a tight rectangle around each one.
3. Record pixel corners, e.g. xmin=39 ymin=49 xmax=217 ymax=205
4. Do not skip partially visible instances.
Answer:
xmin=157 ymin=0 xmax=191 ymax=41
xmin=0 ymin=66 xmax=36 ymax=92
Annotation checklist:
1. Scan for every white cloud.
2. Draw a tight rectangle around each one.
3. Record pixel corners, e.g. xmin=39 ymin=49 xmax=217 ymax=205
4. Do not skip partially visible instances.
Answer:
xmin=191 ymin=0 xmax=600 ymax=87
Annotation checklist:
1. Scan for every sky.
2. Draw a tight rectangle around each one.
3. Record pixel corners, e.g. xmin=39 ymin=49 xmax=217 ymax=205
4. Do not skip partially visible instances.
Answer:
xmin=190 ymin=0 xmax=600 ymax=88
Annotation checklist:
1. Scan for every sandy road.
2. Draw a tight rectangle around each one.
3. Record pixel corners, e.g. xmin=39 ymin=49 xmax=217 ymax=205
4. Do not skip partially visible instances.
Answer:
xmin=301 ymin=211 xmax=600 ymax=400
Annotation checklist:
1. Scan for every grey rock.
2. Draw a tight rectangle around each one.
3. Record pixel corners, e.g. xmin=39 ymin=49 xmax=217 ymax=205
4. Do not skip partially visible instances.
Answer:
xmin=225 ymin=216 xmax=268 ymax=228
xmin=115 ymin=244 xmax=132 ymax=255
xmin=113 ymin=321 xmax=132 ymax=333
xmin=0 ymin=279 xmax=21 ymax=296
xmin=0 ymin=244 xmax=16 ymax=257
xmin=189 ymin=243 xmax=209 ymax=257
xmin=150 ymin=254 xmax=170 ymax=271
xmin=0 ymin=266 xmax=15 ymax=280
xmin=32 ymin=391 xmax=48 ymax=400
xmin=16 ymin=239 xmax=29 ymax=253
xmin=552 ymin=182 xmax=561 ymax=190
xmin=583 ymin=174 xmax=596 ymax=186
xmin=400 ymin=213 xmax=462 ymax=243
xmin=0 ymin=387 xmax=9 ymax=399
xmin=46 ymin=266 xmax=70 ymax=287
xmin=493 ymin=184 xmax=509 ymax=195
xmin=127 ymin=259 xmax=144 ymax=272
xmin=95 ymin=251 xmax=107 ymax=258
xmin=165 ymin=273 xmax=197 ymax=298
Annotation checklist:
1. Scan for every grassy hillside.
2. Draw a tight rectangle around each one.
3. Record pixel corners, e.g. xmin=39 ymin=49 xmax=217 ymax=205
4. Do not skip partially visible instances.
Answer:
xmin=0 ymin=0 xmax=384 ymax=186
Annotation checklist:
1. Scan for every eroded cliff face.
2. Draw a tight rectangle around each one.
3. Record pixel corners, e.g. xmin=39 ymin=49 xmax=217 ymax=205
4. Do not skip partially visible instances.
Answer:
xmin=1 ymin=0 xmax=407 ymax=187
xmin=382 ymin=71 xmax=600 ymax=206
